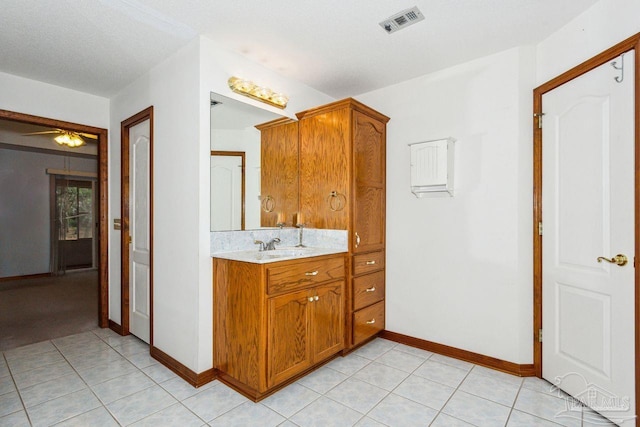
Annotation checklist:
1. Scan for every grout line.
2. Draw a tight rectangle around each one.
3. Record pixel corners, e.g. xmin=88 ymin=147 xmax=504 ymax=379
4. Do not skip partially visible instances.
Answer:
xmin=51 ymin=335 xmax=123 ymax=426
xmin=1 ymin=351 xmax=33 ymax=426
xmin=503 ymin=377 xmax=526 ymax=426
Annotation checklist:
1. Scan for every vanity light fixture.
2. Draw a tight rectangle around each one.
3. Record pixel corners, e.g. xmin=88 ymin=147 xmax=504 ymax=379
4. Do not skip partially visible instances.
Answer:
xmin=228 ymin=76 xmax=289 ymax=109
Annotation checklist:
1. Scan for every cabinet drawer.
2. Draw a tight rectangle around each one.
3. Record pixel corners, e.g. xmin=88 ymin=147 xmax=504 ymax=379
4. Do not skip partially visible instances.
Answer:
xmin=267 ymin=256 xmax=345 ymax=295
xmin=353 ymin=270 xmax=385 ymax=311
xmin=352 ymin=251 xmax=384 ymax=276
xmin=353 ymin=301 xmax=385 ymax=345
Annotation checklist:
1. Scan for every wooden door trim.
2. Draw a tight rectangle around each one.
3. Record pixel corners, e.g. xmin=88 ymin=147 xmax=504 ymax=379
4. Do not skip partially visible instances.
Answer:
xmin=211 ymin=150 xmax=246 ymax=230
xmin=121 ymin=106 xmax=154 ymax=343
xmin=0 ymin=109 xmax=109 ymax=327
xmin=532 ymin=33 xmax=640 ymax=424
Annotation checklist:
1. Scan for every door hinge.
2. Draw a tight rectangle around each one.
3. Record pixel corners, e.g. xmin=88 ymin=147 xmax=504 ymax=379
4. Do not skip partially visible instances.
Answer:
xmin=538 ymin=328 xmax=543 ymax=343
xmin=538 ymin=222 xmax=543 ymax=236
xmin=534 ymin=112 xmax=545 ymax=129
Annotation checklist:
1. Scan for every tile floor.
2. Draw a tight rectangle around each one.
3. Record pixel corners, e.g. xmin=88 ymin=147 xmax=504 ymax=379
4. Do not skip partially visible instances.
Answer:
xmin=0 ymin=329 xmax=617 ymax=426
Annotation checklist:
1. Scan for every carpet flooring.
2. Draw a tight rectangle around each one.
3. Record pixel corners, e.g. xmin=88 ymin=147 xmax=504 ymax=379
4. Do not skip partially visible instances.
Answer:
xmin=0 ymin=270 xmax=98 ymax=351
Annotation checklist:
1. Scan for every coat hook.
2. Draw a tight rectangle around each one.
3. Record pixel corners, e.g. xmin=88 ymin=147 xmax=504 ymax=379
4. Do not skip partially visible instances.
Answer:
xmin=611 ymin=53 xmax=625 ymax=83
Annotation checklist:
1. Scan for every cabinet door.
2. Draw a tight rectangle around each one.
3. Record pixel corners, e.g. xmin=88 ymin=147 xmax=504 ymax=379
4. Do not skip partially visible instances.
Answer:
xmin=311 ymin=281 xmax=345 ymax=362
xmin=353 ymin=112 xmax=386 ymax=253
xmin=260 ymin=120 xmax=299 ymax=227
xmin=353 ymin=111 xmax=385 ymax=187
xmin=299 ymin=108 xmax=351 ymax=229
xmin=267 ymin=289 xmax=311 ymax=388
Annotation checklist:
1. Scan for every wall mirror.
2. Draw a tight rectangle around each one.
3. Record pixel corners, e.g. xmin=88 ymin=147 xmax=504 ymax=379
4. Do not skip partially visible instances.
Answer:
xmin=210 ymin=92 xmax=287 ymax=231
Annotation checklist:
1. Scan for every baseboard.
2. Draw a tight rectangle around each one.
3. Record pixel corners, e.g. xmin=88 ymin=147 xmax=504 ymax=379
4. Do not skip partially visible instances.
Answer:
xmin=150 ymin=345 xmax=216 ymax=387
xmin=0 ymin=272 xmax=52 ymax=282
xmin=380 ymin=330 xmax=535 ymax=377
xmin=108 ymin=320 xmax=125 ymax=335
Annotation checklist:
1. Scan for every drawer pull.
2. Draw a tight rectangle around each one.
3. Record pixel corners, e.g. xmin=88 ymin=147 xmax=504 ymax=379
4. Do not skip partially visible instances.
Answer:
xmin=365 ymin=260 xmax=376 ymax=265
xmin=365 ymin=286 xmax=376 ymax=292
xmin=305 ymin=271 xmax=319 ymax=276
xmin=308 ymin=297 xmax=314 ymax=302
xmin=366 ymin=319 xmax=376 ymax=324
xmin=314 ymin=295 xmax=319 ymax=301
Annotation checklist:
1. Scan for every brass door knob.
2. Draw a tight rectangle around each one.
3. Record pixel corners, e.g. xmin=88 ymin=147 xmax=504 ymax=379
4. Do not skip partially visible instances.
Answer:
xmin=597 ymin=254 xmax=628 ymax=266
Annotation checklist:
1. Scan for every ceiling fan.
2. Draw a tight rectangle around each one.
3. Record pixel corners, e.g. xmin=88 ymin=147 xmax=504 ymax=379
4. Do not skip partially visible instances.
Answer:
xmin=23 ymin=128 xmax=97 ymax=148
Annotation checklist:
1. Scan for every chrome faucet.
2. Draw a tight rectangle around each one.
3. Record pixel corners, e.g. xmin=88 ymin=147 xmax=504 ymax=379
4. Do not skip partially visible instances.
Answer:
xmin=254 ymin=237 xmax=280 ymax=251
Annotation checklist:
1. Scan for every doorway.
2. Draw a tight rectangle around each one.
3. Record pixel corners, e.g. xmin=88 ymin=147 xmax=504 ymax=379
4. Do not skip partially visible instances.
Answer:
xmin=533 ymin=34 xmax=640 ymax=425
xmin=0 ymin=109 xmax=109 ymax=328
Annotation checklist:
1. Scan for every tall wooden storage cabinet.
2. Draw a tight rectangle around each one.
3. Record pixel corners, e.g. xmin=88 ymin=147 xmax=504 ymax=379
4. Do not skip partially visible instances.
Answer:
xmin=296 ymin=98 xmax=389 ymax=349
xmin=256 ymin=118 xmax=299 ymax=227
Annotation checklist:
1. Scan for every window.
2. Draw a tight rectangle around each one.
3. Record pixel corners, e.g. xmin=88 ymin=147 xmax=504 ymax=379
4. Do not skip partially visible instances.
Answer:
xmin=56 ymin=180 xmax=93 ymax=241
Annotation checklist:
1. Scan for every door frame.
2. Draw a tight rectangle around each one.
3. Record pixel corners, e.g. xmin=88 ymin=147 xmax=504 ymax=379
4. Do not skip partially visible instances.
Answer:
xmin=121 ymin=106 xmax=154 ymax=341
xmin=0 ymin=109 xmax=109 ymax=327
xmin=533 ymin=32 xmax=640 ymax=421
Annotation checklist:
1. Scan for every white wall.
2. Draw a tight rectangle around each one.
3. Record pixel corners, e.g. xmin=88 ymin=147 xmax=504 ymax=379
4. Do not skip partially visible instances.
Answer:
xmin=0 ymin=71 xmax=109 ymax=128
xmin=357 ymin=46 xmax=536 ymax=364
xmin=0 ymin=149 xmax=97 ymax=277
xmin=355 ymin=0 xmax=638 ymax=365
xmin=536 ymin=0 xmax=640 ymax=85
xmin=109 ymin=38 xmax=202 ymax=370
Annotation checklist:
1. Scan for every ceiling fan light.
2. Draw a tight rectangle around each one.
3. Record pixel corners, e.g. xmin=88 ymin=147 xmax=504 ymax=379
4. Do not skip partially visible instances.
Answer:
xmin=54 ymin=133 xmax=70 ymax=145
xmin=54 ymin=132 xmax=85 ymax=148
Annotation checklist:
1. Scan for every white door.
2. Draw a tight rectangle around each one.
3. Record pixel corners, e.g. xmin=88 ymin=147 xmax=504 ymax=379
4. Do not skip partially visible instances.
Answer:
xmin=211 ymin=155 xmax=243 ymax=231
xmin=129 ymin=120 xmax=151 ymax=343
xmin=542 ymin=51 xmax=635 ymax=424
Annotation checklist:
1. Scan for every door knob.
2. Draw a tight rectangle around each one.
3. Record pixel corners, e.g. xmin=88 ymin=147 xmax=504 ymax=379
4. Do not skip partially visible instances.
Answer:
xmin=597 ymin=254 xmax=628 ymax=266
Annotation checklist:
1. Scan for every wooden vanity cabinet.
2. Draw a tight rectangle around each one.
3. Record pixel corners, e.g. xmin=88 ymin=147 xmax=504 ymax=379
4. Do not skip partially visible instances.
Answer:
xmin=296 ymin=99 xmax=389 ymax=350
xmin=213 ymin=253 xmax=345 ymax=400
xmin=268 ymin=280 xmax=344 ymax=388
xmin=256 ymin=118 xmax=299 ymax=227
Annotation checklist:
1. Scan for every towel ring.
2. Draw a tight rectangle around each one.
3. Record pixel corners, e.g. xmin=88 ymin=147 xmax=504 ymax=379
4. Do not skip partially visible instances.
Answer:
xmin=261 ymin=195 xmax=275 ymax=213
xmin=327 ymin=191 xmax=346 ymax=211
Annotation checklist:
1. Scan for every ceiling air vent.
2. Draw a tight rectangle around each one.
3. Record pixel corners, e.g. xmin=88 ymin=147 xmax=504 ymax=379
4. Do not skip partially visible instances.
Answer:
xmin=379 ymin=6 xmax=424 ymax=34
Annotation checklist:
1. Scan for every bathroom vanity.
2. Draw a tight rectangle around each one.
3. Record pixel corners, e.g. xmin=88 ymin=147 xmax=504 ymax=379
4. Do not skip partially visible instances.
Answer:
xmin=211 ymin=97 xmax=388 ymax=400
xmin=213 ymin=250 xmax=346 ymax=400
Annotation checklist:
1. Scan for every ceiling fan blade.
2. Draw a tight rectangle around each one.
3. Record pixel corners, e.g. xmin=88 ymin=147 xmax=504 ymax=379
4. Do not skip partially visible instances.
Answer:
xmin=22 ymin=130 xmax=61 ymax=136
xmin=78 ymin=133 xmax=98 ymax=139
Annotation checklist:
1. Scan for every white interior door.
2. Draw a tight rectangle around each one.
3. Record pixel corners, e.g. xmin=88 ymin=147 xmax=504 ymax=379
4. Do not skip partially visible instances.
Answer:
xmin=129 ymin=119 xmax=151 ymax=343
xmin=542 ymin=51 xmax=635 ymax=424
xmin=211 ymin=155 xmax=243 ymax=231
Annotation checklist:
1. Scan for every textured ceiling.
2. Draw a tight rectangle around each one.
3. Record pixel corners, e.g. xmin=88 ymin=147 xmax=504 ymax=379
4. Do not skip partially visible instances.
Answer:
xmin=0 ymin=0 xmax=600 ymax=98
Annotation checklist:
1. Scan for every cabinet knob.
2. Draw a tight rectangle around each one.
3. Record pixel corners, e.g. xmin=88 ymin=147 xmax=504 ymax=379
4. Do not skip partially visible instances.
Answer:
xmin=366 ymin=319 xmax=376 ymax=324
xmin=365 ymin=286 xmax=376 ymax=292
xmin=305 ymin=270 xmax=319 ymax=276
xmin=365 ymin=260 xmax=376 ymax=265
xmin=314 ymin=295 xmax=319 ymax=301
xmin=308 ymin=297 xmax=314 ymax=302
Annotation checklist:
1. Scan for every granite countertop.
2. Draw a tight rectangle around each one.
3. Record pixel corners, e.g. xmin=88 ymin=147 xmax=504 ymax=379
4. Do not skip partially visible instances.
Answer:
xmin=211 ymin=246 xmax=346 ymax=264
